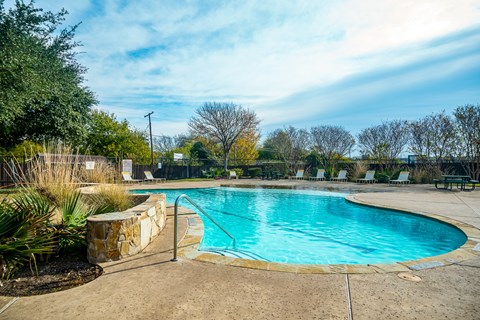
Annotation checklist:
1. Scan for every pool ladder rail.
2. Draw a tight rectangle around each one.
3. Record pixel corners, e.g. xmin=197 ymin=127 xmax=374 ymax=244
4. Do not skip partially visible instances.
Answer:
xmin=171 ymin=194 xmax=236 ymax=261
xmin=202 ymin=247 xmax=271 ymax=262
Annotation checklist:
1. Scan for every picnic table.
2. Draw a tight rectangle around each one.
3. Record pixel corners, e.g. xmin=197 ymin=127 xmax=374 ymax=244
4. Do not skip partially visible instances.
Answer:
xmin=261 ymin=171 xmax=282 ymax=180
xmin=434 ymin=175 xmax=478 ymax=191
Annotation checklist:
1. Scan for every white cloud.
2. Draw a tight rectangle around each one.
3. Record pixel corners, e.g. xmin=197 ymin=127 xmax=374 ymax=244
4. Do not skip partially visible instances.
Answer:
xmin=6 ymin=0 xmax=480 ymax=135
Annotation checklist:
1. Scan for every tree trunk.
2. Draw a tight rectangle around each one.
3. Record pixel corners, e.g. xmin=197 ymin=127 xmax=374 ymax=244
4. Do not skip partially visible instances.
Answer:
xmin=224 ymin=150 xmax=229 ymax=173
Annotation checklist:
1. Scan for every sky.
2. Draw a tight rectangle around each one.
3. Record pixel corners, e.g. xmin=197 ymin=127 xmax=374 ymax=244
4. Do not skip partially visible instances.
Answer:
xmin=5 ymin=0 xmax=480 ymax=139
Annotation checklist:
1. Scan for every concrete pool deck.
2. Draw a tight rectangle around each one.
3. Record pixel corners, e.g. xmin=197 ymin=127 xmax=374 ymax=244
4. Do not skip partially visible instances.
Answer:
xmin=2 ymin=180 xmax=479 ymax=319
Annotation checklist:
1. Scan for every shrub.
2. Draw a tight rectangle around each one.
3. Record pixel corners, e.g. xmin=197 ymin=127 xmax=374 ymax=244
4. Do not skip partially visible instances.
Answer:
xmin=248 ymin=167 xmax=262 ymax=177
xmin=53 ymin=191 xmax=113 ymax=255
xmin=410 ymin=168 xmax=429 ymax=184
xmin=0 ymin=190 xmax=56 ymax=279
xmin=351 ymin=161 xmax=368 ymax=181
xmin=80 ymin=160 xmax=116 ymax=184
xmin=410 ymin=165 xmax=444 ymax=184
xmin=375 ymin=173 xmax=390 ymax=183
xmin=232 ymin=168 xmax=243 ymax=177
xmin=86 ymin=184 xmax=133 ymax=213
xmin=16 ymin=143 xmax=117 ymax=206
xmin=11 ymin=143 xmax=133 ymax=257
xmin=209 ymin=167 xmax=225 ymax=178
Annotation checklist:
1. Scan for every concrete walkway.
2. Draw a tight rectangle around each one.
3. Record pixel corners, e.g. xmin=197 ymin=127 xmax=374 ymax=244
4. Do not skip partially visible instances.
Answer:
xmin=1 ymin=181 xmax=479 ymax=319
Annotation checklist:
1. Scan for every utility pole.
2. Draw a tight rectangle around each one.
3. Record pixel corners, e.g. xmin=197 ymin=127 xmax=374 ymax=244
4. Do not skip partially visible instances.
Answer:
xmin=144 ymin=111 xmax=154 ymax=167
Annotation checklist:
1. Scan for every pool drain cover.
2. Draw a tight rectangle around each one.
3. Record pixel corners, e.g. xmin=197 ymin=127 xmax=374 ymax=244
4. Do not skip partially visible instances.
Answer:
xmin=397 ymin=272 xmax=422 ymax=282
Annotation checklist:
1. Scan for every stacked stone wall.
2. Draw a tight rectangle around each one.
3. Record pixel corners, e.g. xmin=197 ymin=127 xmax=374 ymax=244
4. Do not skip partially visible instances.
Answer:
xmin=86 ymin=194 xmax=167 ymax=263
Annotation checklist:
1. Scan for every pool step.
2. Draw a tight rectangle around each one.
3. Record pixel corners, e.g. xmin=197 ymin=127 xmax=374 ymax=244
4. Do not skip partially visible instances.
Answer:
xmin=202 ymin=248 xmax=271 ymax=262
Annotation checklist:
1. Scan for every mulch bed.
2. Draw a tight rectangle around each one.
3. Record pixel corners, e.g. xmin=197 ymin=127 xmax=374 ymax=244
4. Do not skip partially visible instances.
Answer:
xmin=0 ymin=255 xmax=103 ymax=296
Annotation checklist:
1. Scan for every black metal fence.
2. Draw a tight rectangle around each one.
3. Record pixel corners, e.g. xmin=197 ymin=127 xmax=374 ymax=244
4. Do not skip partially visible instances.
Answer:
xmin=0 ymin=155 xmax=475 ymax=187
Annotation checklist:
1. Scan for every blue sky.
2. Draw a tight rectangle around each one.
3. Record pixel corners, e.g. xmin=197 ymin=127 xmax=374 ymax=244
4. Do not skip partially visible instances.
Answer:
xmin=5 ymin=0 xmax=480 ymax=138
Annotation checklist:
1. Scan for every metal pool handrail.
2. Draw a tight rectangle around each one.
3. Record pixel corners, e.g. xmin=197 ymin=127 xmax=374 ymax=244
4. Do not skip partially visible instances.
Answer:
xmin=171 ymin=194 xmax=236 ymax=261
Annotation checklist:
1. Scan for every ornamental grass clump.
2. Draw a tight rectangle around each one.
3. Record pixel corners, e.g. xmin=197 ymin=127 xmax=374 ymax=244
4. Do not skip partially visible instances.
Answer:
xmin=351 ymin=161 xmax=368 ymax=181
xmin=16 ymin=143 xmax=128 ymax=212
xmin=86 ymin=184 xmax=133 ymax=213
xmin=17 ymin=144 xmax=83 ymax=206
xmin=79 ymin=160 xmax=116 ymax=184
xmin=411 ymin=165 xmax=445 ymax=184
xmin=2 ymin=143 xmax=134 ymax=278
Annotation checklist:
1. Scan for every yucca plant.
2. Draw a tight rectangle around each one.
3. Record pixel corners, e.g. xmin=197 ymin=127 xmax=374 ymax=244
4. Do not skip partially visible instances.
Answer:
xmin=0 ymin=190 xmax=56 ymax=279
xmin=53 ymin=191 xmax=112 ymax=255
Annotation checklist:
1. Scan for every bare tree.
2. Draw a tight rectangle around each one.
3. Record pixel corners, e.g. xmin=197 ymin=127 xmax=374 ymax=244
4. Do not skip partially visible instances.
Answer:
xmin=453 ymin=104 xmax=480 ymax=180
xmin=265 ymin=126 xmax=310 ymax=173
xmin=409 ymin=112 xmax=456 ymax=163
xmin=153 ymin=134 xmax=190 ymax=154
xmin=310 ymin=125 xmax=355 ymax=173
xmin=357 ymin=120 xmax=409 ymax=169
xmin=189 ymin=102 xmax=260 ymax=172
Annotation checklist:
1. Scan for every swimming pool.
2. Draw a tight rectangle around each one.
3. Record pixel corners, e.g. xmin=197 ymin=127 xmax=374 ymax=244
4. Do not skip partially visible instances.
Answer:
xmin=133 ymin=187 xmax=467 ymax=264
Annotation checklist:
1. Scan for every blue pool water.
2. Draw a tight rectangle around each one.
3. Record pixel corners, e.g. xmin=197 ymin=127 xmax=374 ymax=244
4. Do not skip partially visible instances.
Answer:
xmin=133 ymin=187 xmax=467 ymax=264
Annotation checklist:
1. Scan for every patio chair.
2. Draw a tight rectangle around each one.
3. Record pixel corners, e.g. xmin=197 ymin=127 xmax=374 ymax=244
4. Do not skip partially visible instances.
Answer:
xmin=389 ymin=171 xmax=410 ymax=185
xmin=308 ymin=169 xmax=326 ymax=181
xmin=330 ymin=170 xmax=347 ymax=182
xmin=289 ymin=169 xmax=304 ymax=180
xmin=229 ymin=171 xmax=238 ymax=179
xmin=357 ymin=170 xmax=376 ymax=183
xmin=122 ymin=172 xmax=142 ymax=183
xmin=144 ymin=171 xmax=166 ymax=183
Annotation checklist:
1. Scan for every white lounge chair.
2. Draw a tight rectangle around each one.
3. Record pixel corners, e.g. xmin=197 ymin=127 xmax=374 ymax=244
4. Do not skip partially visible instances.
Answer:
xmin=389 ymin=171 xmax=410 ymax=185
xmin=330 ymin=170 xmax=347 ymax=182
xmin=309 ymin=169 xmax=326 ymax=181
xmin=357 ymin=170 xmax=376 ymax=183
xmin=144 ymin=171 xmax=166 ymax=183
xmin=289 ymin=169 xmax=304 ymax=180
xmin=229 ymin=171 xmax=238 ymax=179
xmin=122 ymin=172 xmax=142 ymax=183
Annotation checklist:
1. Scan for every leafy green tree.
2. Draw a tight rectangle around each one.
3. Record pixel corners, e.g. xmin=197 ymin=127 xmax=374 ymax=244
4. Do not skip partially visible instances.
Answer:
xmin=0 ymin=140 xmax=43 ymax=158
xmin=84 ymin=110 xmax=150 ymax=163
xmin=228 ymin=129 xmax=260 ymax=165
xmin=190 ymin=141 xmax=214 ymax=165
xmin=0 ymin=0 xmax=96 ymax=148
xmin=304 ymin=151 xmax=322 ymax=175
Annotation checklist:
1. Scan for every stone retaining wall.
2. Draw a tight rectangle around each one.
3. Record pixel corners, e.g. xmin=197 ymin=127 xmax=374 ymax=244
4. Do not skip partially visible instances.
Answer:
xmin=86 ymin=194 xmax=167 ymax=263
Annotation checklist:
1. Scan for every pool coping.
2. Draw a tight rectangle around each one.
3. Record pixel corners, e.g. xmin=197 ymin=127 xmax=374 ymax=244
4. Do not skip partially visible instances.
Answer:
xmin=176 ymin=192 xmax=480 ymax=274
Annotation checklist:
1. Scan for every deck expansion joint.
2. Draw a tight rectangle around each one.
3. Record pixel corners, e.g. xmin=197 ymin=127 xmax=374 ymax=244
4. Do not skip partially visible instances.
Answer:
xmin=0 ymin=297 xmax=19 ymax=315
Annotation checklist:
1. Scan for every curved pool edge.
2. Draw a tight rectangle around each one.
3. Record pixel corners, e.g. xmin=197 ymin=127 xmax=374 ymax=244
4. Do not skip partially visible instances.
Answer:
xmin=176 ymin=193 xmax=480 ymax=274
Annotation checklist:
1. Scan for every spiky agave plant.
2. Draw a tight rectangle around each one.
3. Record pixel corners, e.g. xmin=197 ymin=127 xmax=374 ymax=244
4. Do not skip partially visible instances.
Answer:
xmin=0 ymin=190 xmax=56 ymax=279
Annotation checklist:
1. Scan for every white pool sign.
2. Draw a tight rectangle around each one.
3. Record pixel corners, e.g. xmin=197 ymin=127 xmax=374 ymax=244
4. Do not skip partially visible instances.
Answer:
xmin=122 ymin=159 xmax=133 ymax=174
xmin=85 ymin=161 xmax=95 ymax=170
xmin=174 ymin=153 xmax=183 ymax=161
